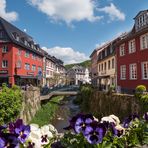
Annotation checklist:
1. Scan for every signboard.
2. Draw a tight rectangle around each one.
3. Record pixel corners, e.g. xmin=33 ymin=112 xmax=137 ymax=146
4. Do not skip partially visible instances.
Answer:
xmin=27 ymin=72 xmax=34 ymax=76
xmin=0 ymin=70 xmax=8 ymax=74
xmin=37 ymin=71 xmax=42 ymax=80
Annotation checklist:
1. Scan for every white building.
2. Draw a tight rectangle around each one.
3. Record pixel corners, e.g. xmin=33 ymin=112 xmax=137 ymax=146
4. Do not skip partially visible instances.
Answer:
xmin=67 ymin=65 xmax=91 ymax=85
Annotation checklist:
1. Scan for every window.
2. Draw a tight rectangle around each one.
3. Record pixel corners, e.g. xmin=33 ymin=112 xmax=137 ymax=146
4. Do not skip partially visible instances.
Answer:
xmin=142 ymin=61 xmax=148 ymax=79
xmin=2 ymin=45 xmax=8 ymax=53
xmin=104 ymin=62 xmax=106 ymax=70
xmin=130 ymin=64 xmax=137 ymax=79
xmin=46 ymin=70 xmax=49 ymax=75
xmin=2 ymin=60 xmax=8 ymax=68
xmin=105 ymin=49 xmax=107 ymax=56
xmin=136 ymin=14 xmax=147 ymax=30
xmin=119 ymin=44 xmax=125 ymax=56
xmin=140 ymin=33 xmax=148 ymax=50
xmin=129 ymin=39 xmax=136 ymax=53
xmin=25 ymin=51 xmax=30 ymax=58
xmin=101 ymin=63 xmax=103 ymax=71
xmin=120 ymin=65 xmax=126 ymax=79
xmin=32 ymin=65 xmax=36 ymax=71
xmin=99 ymin=64 xmax=100 ymax=72
xmin=112 ymin=58 xmax=115 ymax=69
xmin=108 ymin=60 xmax=110 ymax=70
xmin=25 ymin=63 xmax=30 ymax=70
xmin=32 ymin=53 xmax=36 ymax=60
xmin=0 ymin=30 xmax=4 ymax=38
xmin=18 ymin=48 xmax=21 ymax=55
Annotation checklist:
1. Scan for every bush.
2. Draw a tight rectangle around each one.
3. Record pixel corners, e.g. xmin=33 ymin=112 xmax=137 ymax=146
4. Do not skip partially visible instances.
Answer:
xmin=135 ymin=85 xmax=146 ymax=99
xmin=141 ymin=94 xmax=148 ymax=103
xmin=0 ymin=84 xmax=22 ymax=124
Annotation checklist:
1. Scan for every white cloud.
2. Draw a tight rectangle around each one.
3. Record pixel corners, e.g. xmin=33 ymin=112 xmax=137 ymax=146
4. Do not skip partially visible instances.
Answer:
xmin=95 ymin=42 xmax=106 ymax=48
xmin=42 ymin=46 xmax=89 ymax=64
xmin=27 ymin=0 xmax=103 ymax=25
xmin=0 ymin=0 xmax=18 ymax=22
xmin=97 ymin=3 xmax=125 ymax=21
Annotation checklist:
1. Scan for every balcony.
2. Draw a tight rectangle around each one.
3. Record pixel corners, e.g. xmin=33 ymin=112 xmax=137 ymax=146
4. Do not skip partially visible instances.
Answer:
xmin=100 ymin=71 xmax=106 ymax=75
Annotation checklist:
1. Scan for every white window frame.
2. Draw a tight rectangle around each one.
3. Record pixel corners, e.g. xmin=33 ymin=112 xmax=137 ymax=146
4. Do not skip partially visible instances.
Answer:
xmin=119 ymin=44 xmax=125 ymax=56
xmin=140 ymin=33 xmax=148 ymax=50
xmin=142 ymin=61 xmax=148 ymax=79
xmin=129 ymin=39 xmax=136 ymax=53
xmin=2 ymin=60 xmax=8 ymax=68
xmin=120 ymin=65 xmax=126 ymax=80
xmin=129 ymin=63 xmax=137 ymax=80
xmin=25 ymin=63 xmax=30 ymax=70
xmin=2 ymin=45 xmax=8 ymax=53
xmin=32 ymin=65 xmax=36 ymax=71
xmin=25 ymin=51 xmax=30 ymax=58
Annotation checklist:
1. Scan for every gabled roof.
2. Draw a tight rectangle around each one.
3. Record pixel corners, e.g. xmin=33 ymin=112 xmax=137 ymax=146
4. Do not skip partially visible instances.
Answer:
xmin=134 ymin=10 xmax=148 ymax=19
xmin=0 ymin=17 xmax=43 ymax=56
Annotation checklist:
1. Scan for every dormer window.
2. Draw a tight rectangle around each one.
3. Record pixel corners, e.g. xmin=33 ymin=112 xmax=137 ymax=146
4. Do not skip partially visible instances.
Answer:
xmin=24 ymin=40 xmax=27 ymax=46
xmin=12 ymin=32 xmax=19 ymax=41
xmin=135 ymin=11 xmax=148 ymax=31
xmin=0 ymin=30 xmax=4 ymax=38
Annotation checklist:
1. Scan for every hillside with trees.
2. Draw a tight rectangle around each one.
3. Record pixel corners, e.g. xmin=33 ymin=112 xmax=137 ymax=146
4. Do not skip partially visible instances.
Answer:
xmin=65 ymin=60 xmax=91 ymax=69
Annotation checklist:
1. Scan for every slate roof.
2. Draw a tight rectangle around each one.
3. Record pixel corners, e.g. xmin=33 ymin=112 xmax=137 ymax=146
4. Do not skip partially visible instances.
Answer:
xmin=134 ymin=10 xmax=148 ymax=19
xmin=0 ymin=17 xmax=44 ymax=56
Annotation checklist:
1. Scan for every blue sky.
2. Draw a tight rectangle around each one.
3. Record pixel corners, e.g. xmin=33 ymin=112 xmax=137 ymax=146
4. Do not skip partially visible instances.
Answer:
xmin=1 ymin=0 xmax=148 ymax=64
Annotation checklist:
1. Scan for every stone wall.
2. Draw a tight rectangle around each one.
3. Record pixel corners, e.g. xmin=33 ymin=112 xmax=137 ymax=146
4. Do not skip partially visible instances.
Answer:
xmin=89 ymin=91 xmax=143 ymax=120
xmin=20 ymin=87 xmax=41 ymax=124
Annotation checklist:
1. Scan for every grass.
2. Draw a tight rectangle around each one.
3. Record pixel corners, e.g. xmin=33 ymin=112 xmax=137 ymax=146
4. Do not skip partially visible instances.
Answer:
xmin=30 ymin=96 xmax=63 ymax=126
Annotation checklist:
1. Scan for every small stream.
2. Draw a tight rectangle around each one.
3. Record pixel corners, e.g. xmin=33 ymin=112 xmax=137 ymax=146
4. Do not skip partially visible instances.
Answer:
xmin=51 ymin=96 xmax=80 ymax=133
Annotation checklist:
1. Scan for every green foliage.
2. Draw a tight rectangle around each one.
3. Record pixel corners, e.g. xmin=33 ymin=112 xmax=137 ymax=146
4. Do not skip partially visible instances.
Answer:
xmin=135 ymin=85 xmax=148 ymax=113
xmin=136 ymin=85 xmax=146 ymax=93
xmin=76 ymin=84 xmax=93 ymax=113
xmin=65 ymin=60 xmax=91 ymax=69
xmin=0 ymin=84 xmax=22 ymax=124
xmin=30 ymin=96 xmax=63 ymax=126
xmin=135 ymin=85 xmax=147 ymax=99
xmin=141 ymin=94 xmax=148 ymax=103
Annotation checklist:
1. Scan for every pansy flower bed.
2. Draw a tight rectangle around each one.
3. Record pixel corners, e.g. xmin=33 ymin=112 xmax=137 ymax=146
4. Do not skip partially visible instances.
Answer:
xmin=0 ymin=113 xmax=147 ymax=148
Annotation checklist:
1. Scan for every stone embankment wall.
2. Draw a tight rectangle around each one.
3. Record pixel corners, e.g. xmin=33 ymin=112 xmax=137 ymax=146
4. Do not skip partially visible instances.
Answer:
xmin=89 ymin=91 xmax=143 ymax=120
xmin=20 ymin=87 xmax=41 ymax=123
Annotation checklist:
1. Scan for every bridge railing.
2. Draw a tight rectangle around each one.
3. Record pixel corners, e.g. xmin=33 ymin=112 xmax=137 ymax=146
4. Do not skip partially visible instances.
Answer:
xmin=40 ymin=85 xmax=79 ymax=96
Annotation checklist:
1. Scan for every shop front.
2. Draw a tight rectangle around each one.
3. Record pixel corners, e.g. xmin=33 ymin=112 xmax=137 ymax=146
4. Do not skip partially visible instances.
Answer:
xmin=0 ymin=70 xmax=9 ymax=86
xmin=14 ymin=72 xmax=40 ymax=86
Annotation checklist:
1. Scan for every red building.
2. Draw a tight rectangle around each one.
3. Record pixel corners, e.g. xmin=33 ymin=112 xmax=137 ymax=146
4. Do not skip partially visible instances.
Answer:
xmin=0 ymin=17 xmax=44 ymax=86
xmin=116 ymin=10 xmax=148 ymax=93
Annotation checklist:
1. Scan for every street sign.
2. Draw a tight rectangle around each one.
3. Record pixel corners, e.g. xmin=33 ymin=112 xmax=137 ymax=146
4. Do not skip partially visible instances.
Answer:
xmin=38 ymin=71 xmax=42 ymax=80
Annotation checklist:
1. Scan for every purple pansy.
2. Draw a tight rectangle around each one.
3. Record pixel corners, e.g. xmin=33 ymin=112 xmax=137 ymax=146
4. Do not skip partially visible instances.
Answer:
xmin=0 ymin=137 xmax=5 ymax=148
xmin=143 ymin=112 xmax=148 ymax=121
xmin=123 ymin=113 xmax=139 ymax=128
xmin=74 ymin=114 xmax=94 ymax=134
xmin=109 ymin=123 xmax=124 ymax=137
xmin=9 ymin=119 xmax=30 ymax=143
xmin=64 ymin=114 xmax=94 ymax=133
xmin=84 ymin=121 xmax=106 ymax=144
xmin=0 ymin=133 xmax=19 ymax=148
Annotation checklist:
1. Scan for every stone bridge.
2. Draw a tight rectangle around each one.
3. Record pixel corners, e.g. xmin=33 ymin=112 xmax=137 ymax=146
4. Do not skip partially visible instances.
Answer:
xmin=40 ymin=91 xmax=78 ymax=101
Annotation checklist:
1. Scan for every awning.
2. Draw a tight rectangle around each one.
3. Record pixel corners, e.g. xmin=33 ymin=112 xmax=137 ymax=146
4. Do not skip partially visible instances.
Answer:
xmin=15 ymin=75 xmax=37 ymax=79
xmin=0 ymin=75 xmax=9 ymax=78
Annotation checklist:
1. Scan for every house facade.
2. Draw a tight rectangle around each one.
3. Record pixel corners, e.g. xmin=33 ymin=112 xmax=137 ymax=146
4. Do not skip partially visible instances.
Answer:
xmin=90 ymin=49 xmax=100 ymax=86
xmin=0 ymin=17 xmax=44 ymax=86
xmin=97 ymin=39 xmax=117 ymax=91
xmin=116 ymin=10 xmax=148 ymax=93
xmin=67 ymin=65 xmax=91 ymax=85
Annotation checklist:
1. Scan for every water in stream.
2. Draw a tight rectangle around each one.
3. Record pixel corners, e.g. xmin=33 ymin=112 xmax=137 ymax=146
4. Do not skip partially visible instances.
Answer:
xmin=51 ymin=96 xmax=80 ymax=133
